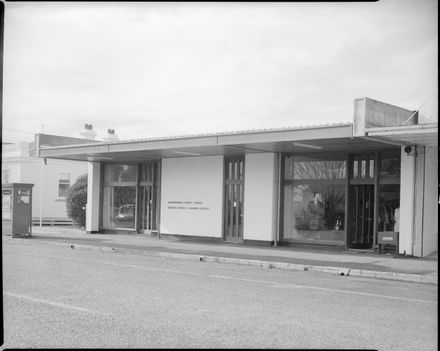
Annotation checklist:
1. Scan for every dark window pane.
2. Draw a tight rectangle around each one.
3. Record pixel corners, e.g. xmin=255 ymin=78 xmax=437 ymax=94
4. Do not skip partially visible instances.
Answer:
xmin=380 ymin=154 xmax=401 ymax=179
xmin=378 ymin=184 xmax=400 ymax=232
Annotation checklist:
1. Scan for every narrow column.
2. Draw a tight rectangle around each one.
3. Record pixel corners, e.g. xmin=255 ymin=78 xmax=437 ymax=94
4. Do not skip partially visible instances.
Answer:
xmin=86 ymin=161 xmax=101 ymax=233
xmin=243 ymin=153 xmax=278 ymax=244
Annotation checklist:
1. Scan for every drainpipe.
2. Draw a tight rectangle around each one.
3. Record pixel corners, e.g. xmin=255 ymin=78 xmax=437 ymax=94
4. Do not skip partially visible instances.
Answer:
xmin=421 ymin=148 xmax=425 ymax=257
xmin=274 ymin=153 xmax=282 ymax=247
xmin=39 ymin=158 xmax=44 ymax=227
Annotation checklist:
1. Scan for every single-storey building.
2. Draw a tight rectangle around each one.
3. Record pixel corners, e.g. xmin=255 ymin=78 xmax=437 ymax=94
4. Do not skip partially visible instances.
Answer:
xmin=35 ymin=97 xmax=438 ymax=257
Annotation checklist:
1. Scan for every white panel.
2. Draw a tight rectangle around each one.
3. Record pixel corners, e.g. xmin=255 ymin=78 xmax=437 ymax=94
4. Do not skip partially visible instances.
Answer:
xmin=243 ymin=153 xmax=278 ymax=241
xmin=399 ymin=147 xmax=416 ymax=255
xmin=86 ymin=162 xmax=101 ymax=232
xmin=422 ymin=146 xmax=438 ymax=256
xmin=160 ymin=156 xmax=223 ymax=237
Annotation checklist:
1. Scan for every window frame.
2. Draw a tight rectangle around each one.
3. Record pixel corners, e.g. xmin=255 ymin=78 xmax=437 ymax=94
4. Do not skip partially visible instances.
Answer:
xmin=57 ymin=173 xmax=71 ymax=199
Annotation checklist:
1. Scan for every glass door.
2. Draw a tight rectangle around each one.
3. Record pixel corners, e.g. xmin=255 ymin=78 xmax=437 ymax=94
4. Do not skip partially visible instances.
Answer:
xmin=139 ymin=162 xmax=160 ymax=234
xmin=348 ymin=153 xmax=376 ymax=249
xmin=349 ymin=184 xmax=375 ymax=248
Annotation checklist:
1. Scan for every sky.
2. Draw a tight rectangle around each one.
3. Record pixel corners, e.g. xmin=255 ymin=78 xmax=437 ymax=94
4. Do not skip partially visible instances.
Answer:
xmin=2 ymin=0 xmax=438 ymax=143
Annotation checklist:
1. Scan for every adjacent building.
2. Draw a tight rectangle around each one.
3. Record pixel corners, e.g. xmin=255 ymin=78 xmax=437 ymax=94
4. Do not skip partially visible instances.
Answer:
xmin=35 ymin=97 xmax=438 ymax=257
xmin=2 ymin=140 xmax=88 ymax=225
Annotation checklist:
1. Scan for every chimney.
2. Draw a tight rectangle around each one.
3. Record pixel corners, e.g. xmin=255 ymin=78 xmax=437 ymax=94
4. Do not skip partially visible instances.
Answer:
xmin=80 ymin=124 xmax=97 ymax=140
xmin=102 ymin=128 xmax=119 ymax=142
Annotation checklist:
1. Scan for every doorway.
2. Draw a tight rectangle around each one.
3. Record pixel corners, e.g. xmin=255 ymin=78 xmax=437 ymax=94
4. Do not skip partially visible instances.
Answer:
xmin=348 ymin=184 xmax=375 ymax=249
xmin=223 ymin=157 xmax=244 ymax=242
xmin=139 ymin=162 xmax=160 ymax=234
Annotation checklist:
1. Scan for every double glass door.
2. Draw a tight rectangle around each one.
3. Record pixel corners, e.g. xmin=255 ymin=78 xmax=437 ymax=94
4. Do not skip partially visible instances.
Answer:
xmin=349 ymin=184 xmax=375 ymax=248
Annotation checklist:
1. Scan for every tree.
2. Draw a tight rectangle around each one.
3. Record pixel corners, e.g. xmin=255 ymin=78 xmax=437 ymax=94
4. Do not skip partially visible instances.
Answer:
xmin=66 ymin=174 xmax=87 ymax=227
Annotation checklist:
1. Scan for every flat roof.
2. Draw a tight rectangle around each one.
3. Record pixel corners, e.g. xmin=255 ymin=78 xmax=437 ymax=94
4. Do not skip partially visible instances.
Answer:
xmin=36 ymin=122 xmax=404 ymax=163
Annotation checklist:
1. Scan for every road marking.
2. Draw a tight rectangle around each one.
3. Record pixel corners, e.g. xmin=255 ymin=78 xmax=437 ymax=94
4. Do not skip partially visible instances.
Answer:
xmin=4 ymin=291 xmax=99 ymax=315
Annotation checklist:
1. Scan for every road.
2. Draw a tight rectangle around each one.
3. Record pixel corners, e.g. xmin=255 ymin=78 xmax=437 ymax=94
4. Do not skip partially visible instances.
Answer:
xmin=2 ymin=239 xmax=438 ymax=349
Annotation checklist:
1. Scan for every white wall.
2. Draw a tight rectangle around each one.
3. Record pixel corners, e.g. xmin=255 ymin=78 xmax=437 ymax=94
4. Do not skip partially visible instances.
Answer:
xmin=413 ymin=147 xmax=425 ymax=257
xmin=399 ymin=145 xmax=438 ymax=257
xmin=160 ymin=156 xmax=224 ymax=237
xmin=243 ymin=153 xmax=278 ymax=242
xmin=422 ymin=146 xmax=438 ymax=256
xmin=22 ymin=158 xmax=88 ymax=220
xmin=399 ymin=147 xmax=416 ymax=255
xmin=2 ymin=144 xmax=88 ymax=220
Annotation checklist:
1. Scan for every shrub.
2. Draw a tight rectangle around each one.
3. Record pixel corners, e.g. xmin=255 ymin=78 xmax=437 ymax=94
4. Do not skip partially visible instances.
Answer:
xmin=65 ymin=173 xmax=87 ymax=227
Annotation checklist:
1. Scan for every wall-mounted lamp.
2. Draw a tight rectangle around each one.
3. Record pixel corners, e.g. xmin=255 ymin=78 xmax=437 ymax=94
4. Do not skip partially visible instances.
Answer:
xmin=404 ymin=145 xmax=415 ymax=156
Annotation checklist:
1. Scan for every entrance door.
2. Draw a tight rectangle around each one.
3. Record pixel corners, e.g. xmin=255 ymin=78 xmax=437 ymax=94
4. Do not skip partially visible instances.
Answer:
xmin=349 ymin=184 xmax=374 ymax=248
xmin=139 ymin=162 xmax=160 ymax=234
xmin=224 ymin=158 xmax=244 ymax=242
xmin=140 ymin=185 xmax=157 ymax=233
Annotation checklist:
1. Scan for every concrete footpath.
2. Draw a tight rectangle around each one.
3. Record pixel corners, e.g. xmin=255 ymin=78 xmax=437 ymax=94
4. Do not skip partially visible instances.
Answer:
xmin=5 ymin=226 xmax=438 ymax=285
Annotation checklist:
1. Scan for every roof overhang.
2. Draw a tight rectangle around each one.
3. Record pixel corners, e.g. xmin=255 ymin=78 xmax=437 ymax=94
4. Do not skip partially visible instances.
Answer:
xmin=365 ymin=123 xmax=438 ymax=147
xmin=36 ymin=123 xmax=404 ymax=163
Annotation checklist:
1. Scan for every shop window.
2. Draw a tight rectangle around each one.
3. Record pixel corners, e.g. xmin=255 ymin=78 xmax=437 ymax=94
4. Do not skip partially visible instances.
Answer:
xmin=378 ymin=151 xmax=400 ymax=232
xmin=283 ymin=155 xmax=346 ymax=244
xmin=102 ymin=164 xmax=137 ymax=230
xmin=58 ymin=173 xmax=70 ymax=198
xmin=378 ymin=184 xmax=400 ymax=232
xmin=380 ymin=153 xmax=400 ymax=179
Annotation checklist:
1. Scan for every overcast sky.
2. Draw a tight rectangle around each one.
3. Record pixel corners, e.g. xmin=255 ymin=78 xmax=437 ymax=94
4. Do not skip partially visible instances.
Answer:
xmin=2 ymin=0 xmax=438 ymax=143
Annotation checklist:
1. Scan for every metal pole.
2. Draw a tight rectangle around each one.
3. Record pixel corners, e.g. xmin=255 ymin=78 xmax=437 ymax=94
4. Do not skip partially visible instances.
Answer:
xmin=39 ymin=158 xmax=44 ymax=227
xmin=275 ymin=153 xmax=282 ymax=247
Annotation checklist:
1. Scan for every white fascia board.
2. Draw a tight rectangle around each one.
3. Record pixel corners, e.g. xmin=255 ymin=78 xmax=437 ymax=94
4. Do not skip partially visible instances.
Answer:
xmin=365 ymin=124 xmax=438 ymax=136
xmin=38 ymin=124 xmax=353 ymax=158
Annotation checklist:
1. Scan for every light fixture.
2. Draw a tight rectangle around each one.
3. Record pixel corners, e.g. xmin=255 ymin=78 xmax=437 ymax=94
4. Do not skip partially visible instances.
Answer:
xmin=172 ymin=150 xmax=202 ymax=156
xmin=87 ymin=156 xmax=114 ymax=161
xmin=292 ymin=142 xmax=323 ymax=150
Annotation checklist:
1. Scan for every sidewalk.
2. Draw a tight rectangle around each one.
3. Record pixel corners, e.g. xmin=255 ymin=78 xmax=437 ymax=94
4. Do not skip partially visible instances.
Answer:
xmin=5 ymin=226 xmax=438 ymax=285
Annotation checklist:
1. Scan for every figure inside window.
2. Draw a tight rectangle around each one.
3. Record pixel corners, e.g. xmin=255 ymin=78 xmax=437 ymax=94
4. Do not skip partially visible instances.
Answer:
xmin=308 ymin=192 xmax=324 ymax=230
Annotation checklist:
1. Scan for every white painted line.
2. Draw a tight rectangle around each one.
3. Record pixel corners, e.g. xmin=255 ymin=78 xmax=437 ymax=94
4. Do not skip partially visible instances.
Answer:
xmin=4 ymin=291 xmax=99 ymax=315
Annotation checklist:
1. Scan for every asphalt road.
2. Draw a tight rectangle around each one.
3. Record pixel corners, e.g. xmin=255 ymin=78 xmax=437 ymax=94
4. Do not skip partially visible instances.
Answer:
xmin=2 ymin=239 xmax=438 ymax=349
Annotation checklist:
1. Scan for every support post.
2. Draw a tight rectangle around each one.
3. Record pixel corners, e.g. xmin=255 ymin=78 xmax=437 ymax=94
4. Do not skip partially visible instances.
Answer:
xmin=86 ymin=161 xmax=101 ymax=233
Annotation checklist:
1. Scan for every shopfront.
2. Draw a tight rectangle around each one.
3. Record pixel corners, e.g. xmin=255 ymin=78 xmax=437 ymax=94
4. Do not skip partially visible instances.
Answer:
xmin=101 ymin=161 xmax=160 ymax=234
xmin=35 ymin=97 xmax=438 ymax=257
xmin=280 ymin=149 xmax=401 ymax=249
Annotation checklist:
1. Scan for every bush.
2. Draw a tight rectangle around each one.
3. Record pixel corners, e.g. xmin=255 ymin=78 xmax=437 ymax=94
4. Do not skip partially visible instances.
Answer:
xmin=65 ymin=173 xmax=87 ymax=227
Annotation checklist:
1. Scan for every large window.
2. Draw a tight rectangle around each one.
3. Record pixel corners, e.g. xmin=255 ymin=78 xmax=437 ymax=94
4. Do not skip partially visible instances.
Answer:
xmin=282 ymin=155 xmax=346 ymax=244
xmin=58 ymin=173 xmax=70 ymax=198
xmin=102 ymin=164 xmax=137 ymax=230
xmin=378 ymin=151 xmax=400 ymax=232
